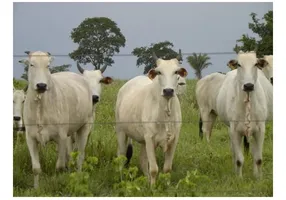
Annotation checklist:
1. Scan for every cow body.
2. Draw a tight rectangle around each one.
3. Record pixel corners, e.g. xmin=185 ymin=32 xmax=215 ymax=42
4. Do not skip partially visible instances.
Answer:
xmin=196 ymin=72 xmax=226 ymax=141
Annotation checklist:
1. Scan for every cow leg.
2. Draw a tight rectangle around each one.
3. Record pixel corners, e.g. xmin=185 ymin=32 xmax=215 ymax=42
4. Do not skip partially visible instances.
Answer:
xmin=26 ymin=134 xmax=41 ymax=189
xmin=201 ymin=111 xmax=216 ymax=142
xmin=139 ymin=143 xmax=148 ymax=177
xmin=229 ymin=128 xmax=244 ymax=177
xmin=65 ymin=136 xmax=73 ymax=166
xmin=163 ymin=135 xmax=179 ymax=173
xmin=116 ymin=131 xmax=127 ymax=156
xmin=56 ymin=135 xmax=68 ymax=171
xmin=252 ymin=125 xmax=265 ymax=179
xmin=76 ymin=123 xmax=92 ymax=171
xmin=144 ymin=135 xmax=158 ymax=185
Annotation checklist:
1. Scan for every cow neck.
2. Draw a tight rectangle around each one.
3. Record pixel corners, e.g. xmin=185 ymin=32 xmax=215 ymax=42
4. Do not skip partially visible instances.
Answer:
xmin=27 ymin=77 xmax=54 ymax=135
xmin=234 ymin=77 xmax=257 ymax=139
xmin=149 ymin=78 xmax=174 ymax=117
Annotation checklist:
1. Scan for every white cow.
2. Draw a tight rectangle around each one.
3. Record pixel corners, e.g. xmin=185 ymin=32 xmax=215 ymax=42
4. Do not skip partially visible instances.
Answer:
xmin=176 ymin=75 xmax=187 ymax=96
xmin=115 ymin=52 xmax=187 ymax=185
xmin=23 ymin=51 xmax=94 ymax=188
xmin=13 ymin=87 xmax=26 ymax=134
xmin=216 ymin=51 xmax=273 ymax=178
xmin=196 ymin=72 xmax=226 ymax=141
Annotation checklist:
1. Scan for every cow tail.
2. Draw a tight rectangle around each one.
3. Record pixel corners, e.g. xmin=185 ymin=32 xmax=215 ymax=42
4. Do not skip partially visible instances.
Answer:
xmin=125 ymin=137 xmax=133 ymax=166
xmin=199 ymin=116 xmax=203 ymax=139
xmin=243 ymin=135 xmax=250 ymax=154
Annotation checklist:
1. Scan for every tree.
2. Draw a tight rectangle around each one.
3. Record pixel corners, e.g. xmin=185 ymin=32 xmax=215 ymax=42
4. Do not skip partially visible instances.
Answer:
xmin=132 ymin=41 xmax=183 ymax=74
xmin=69 ymin=17 xmax=126 ymax=70
xmin=18 ymin=60 xmax=71 ymax=81
xmin=187 ymin=53 xmax=212 ymax=79
xmin=234 ymin=10 xmax=273 ymax=57
xmin=18 ymin=59 xmax=29 ymax=80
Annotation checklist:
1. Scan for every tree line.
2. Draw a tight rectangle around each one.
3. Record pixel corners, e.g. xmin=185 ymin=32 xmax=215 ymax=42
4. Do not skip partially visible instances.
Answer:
xmin=18 ymin=10 xmax=272 ymax=80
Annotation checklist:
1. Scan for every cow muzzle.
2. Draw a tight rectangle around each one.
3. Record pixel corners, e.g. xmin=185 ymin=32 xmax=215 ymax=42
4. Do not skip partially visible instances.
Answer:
xmin=36 ymin=83 xmax=47 ymax=93
xmin=92 ymin=95 xmax=99 ymax=104
xmin=163 ymin=88 xmax=174 ymax=98
xmin=243 ymin=83 xmax=254 ymax=92
xmin=13 ymin=116 xmax=21 ymax=121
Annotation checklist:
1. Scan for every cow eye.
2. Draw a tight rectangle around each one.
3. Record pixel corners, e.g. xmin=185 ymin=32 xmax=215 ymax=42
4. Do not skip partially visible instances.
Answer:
xmin=30 ymin=64 xmax=34 ymax=67
xmin=13 ymin=101 xmax=15 ymax=103
xmin=174 ymin=71 xmax=178 ymax=74
xmin=157 ymin=71 xmax=161 ymax=75
xmin=22 ymin=100 xmax=25 ymax=103
xmin=178 ymin=82 xmax=186 ymax=86
xmin=237 ymin=63 xmax=241 ymax=67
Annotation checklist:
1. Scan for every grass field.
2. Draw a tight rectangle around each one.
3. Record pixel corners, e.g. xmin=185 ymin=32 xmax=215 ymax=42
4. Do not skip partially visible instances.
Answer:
xmin=13 ymin=79 xmax=273 ymax=197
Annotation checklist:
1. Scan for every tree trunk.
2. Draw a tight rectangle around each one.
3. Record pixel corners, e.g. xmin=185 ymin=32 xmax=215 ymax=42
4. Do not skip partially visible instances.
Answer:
xmin=195 ymin=71 xmax=202 ymax=80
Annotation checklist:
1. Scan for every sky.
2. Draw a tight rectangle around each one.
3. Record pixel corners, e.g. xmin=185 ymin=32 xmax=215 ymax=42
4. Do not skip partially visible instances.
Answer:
xmin=13 ymin=2 xmax=273 ymax=80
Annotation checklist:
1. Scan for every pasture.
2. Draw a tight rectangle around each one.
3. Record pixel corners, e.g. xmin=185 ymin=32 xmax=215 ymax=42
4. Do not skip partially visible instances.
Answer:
xmin=13 ymin=79 xmax=273 ymax=197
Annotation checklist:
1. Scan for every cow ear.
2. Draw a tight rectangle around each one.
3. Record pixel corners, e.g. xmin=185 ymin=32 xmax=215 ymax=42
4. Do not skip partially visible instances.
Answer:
xmin=148 ymin=69 xmax=157 ymax=80
xmin=256 ymin=58 xmax=268 ymax=69
xmin=227 ymin=59 xmax=238 ymax=70
xmin=100 ymin=77 xmax=113 ymax=84
xmin=178 ymin=68 xmax=188 ymax=78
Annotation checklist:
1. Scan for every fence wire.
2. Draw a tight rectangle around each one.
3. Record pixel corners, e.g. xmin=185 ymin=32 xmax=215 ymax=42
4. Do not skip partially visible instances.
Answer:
xmin=13 ymin=119 xmax=273 ymax=127
xmin=13 ymin=51 xmax=236 ymax=57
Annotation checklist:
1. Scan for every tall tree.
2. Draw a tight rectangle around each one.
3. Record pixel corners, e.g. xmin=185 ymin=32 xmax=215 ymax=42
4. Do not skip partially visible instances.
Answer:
xmin=234 ymin=10 xmax=273 ymax=57
xmin=132 ymin=41 xmax=183 ymax=74
xmin=187 ymin=53 xmax=212 ymax=79
xmin=18 ymin=60 xmax=71 ymax=81
xmin=69 ymin=17 xmax=126 ymax=70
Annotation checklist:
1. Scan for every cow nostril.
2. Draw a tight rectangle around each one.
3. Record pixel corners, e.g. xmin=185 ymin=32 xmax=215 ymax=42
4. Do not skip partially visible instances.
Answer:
xmin=92 ymin=95 xmax=99 ymax=104
xmin=243 ymin=83 xmax=254 ymax=92
xmin=270 ymin=77 xmax=273 ymax=85
xmin=36 ymin=83 xmax=47 ymax=91
xmin=13 ymin=116 xmax=21 ymax=121
xmin=163 ymin=88 xmax=174 ymax=97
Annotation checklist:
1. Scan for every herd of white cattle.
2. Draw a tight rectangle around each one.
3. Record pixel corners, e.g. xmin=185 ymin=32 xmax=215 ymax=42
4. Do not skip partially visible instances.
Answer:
xmin=13 ymin=50 xmax=273 ymax=189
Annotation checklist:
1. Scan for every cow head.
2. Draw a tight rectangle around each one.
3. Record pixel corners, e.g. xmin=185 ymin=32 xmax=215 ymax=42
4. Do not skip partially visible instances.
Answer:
xmin=258 ymin=55 xmax=273 ymax=85
xmin=25 ymin=51 xmax=54 ymax=93
xmin=227 ymin=51 xmax=266 ymax=92
xmin=77 ymin=63 xmax=113 ymax=104
xmin=148 ymin=52 xmax=188 ymax=98
xmin=13 ymin=89 xmax=26 ymax=130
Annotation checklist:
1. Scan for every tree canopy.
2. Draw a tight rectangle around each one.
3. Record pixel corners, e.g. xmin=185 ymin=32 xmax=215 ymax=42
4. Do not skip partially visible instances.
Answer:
xmin=132 ymin=41 xmax=183 ymax=74
xmin=187 ymin=53 xmax=212 ymax=79
xmin=69 ymin=17 xmax=126 ymax=70
xmin=234 ymin=10 xmax=273 ymax=57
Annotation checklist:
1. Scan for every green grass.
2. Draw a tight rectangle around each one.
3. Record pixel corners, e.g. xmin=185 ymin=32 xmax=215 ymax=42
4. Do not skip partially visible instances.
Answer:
xmin=13 ymin=79 xmax=273 ymax=197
